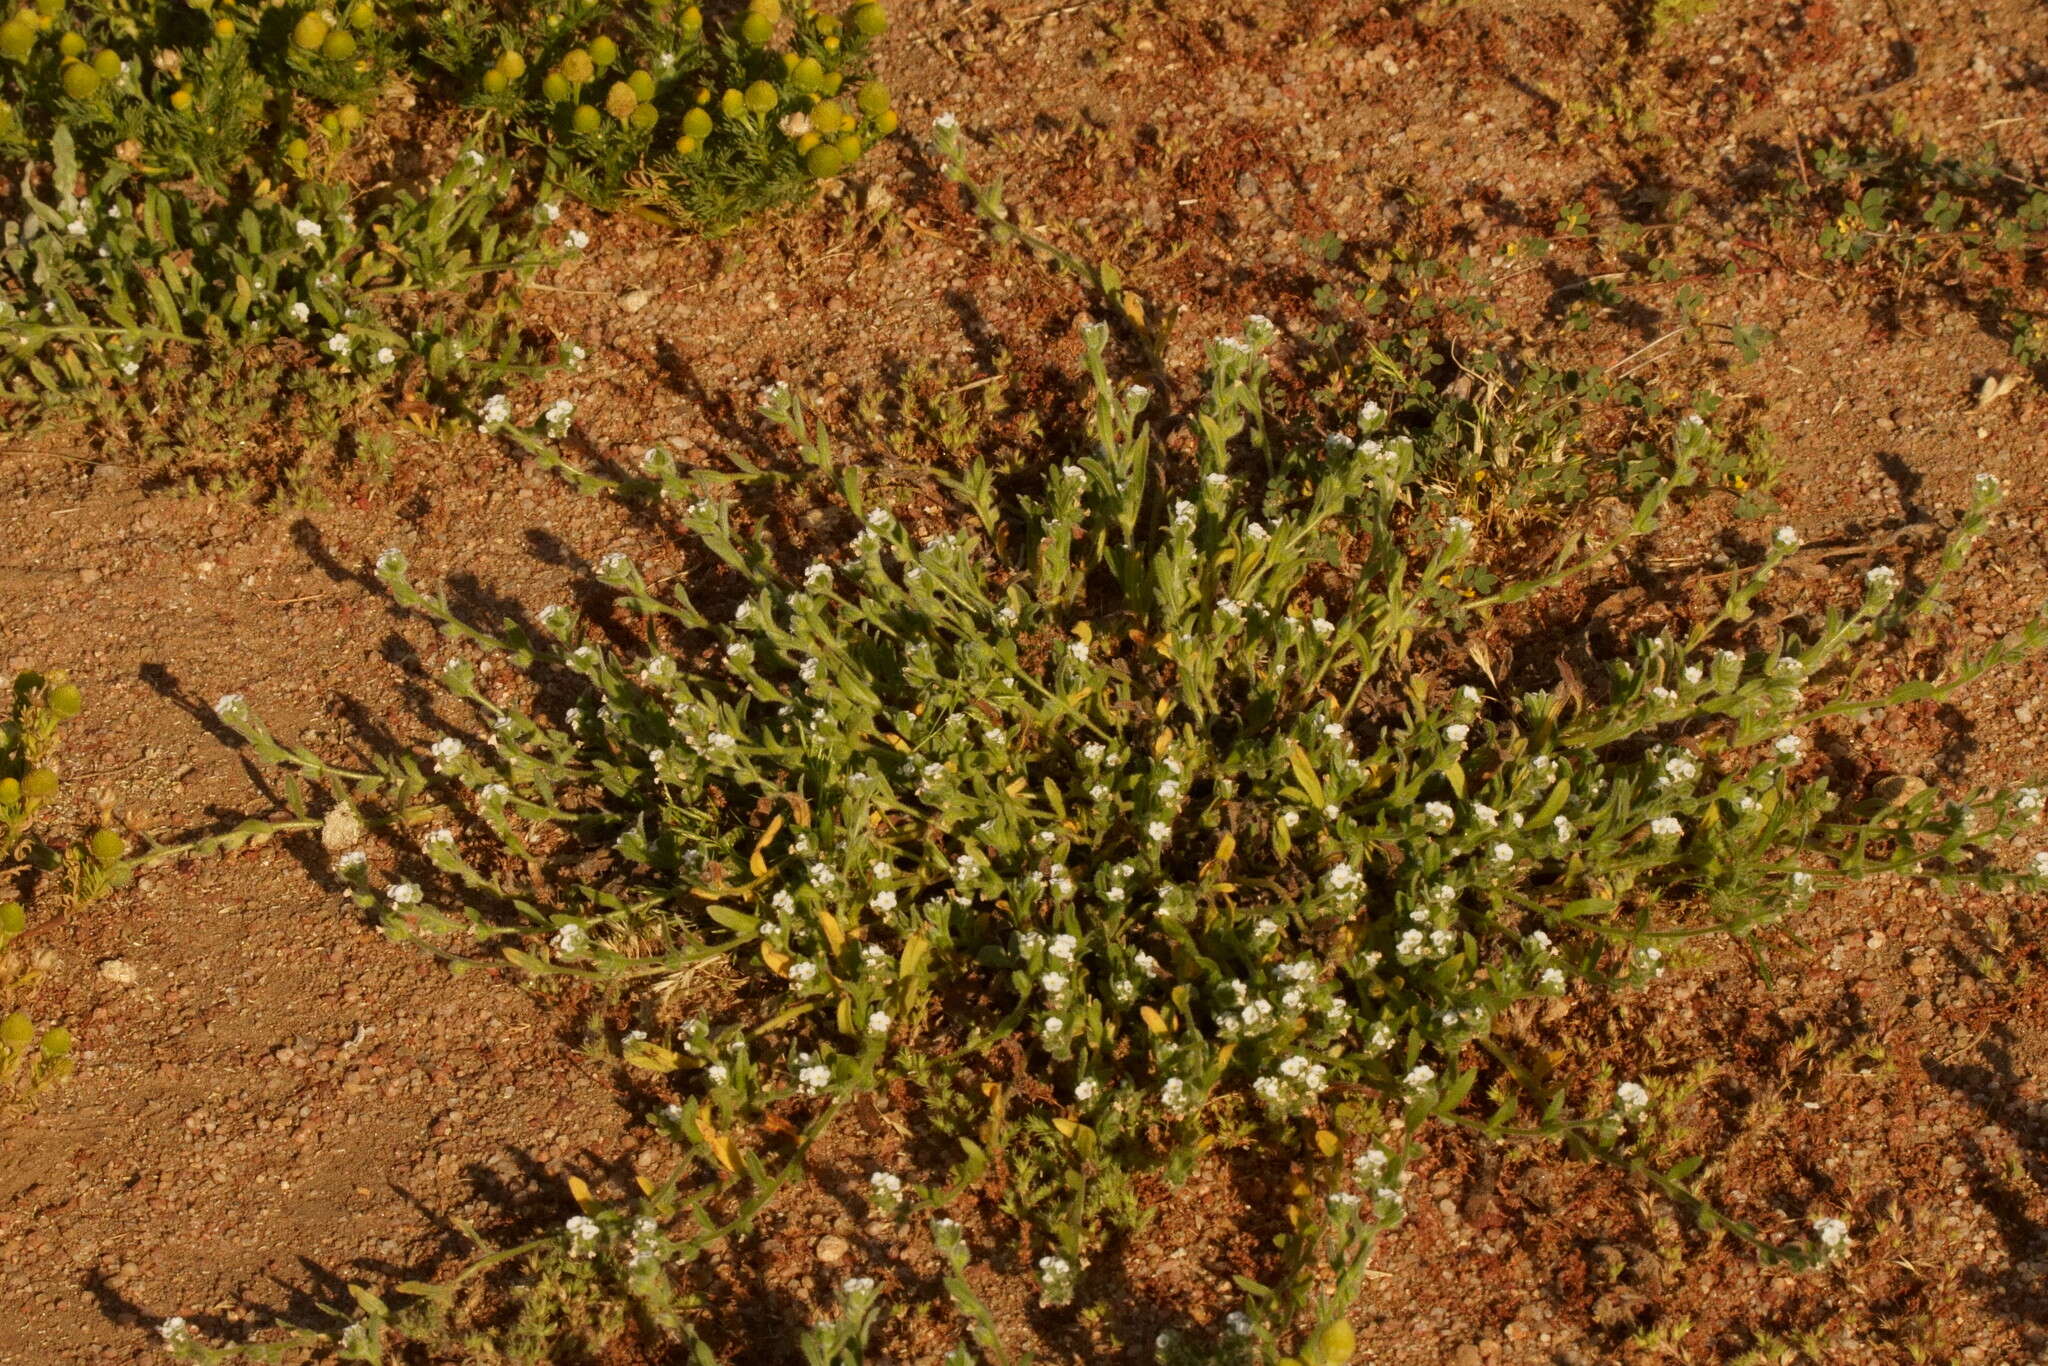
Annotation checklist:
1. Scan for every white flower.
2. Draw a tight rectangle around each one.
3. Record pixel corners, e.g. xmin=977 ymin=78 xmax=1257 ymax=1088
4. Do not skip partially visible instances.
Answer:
xmin=1472 ymin=803 xmax=1499 ymax=828
xmin=1444 ymin=723 xmax=1470 ymax=744
xmin=565 ymin=1214 xmax=600 ymax=1252
xmin=212 ymin=692 xmax=248 ymax=719
xmin=1774 ymin=734 xmax=1805 ymax=757
xmin=372 ymin=345 xmax=395 ymax=366
xmin=552 ymin=922 xmax=589 ymax=956
xmin=1539 ymin=966 xmax=1566 ymax=991
xmin=538 ymin=201 xmax=562 ymax=223
xmin=1773 ymin=525 xmax=1800 ymax=549
xmin=1159 ymin=1077 xmax=1190 ymax=1112
xmin=387 ymin=881 xmax=423 ymax=906
xmin=2016 ymin=788 xmax=2043 ymax=820
xmin=1404 ymin=1064 xmax=1436 ymax=1090
xmin=1649 ymin=816 xmax=1683 ymax=838
xmin=288 ymin=300 xmax=311 ymax=323
xmin=1864 ymin=564 xmax=1898 ymax=594
xmin=1325 ymin=862 xmax=1360 ymax=892
xmin=479 ymin=392 xmax=512 ymax=427
xmin=1040 ymin=971 xmax=1068 ymax=995
xmin=788 ymin=961 xmax=817 ymax=985
xmin=1615 ymin=1080 xmax=1650 ymax=1116
xmin=871 ymin=890 xmax=897 ymax=912
xmin=1310 ymin=616 xmax=1335 ymax=638
xmin=933 ymin=111 xmax=960 ymax=131
xmin=1067 ymin=640 xmax=1089 ymax=662
xmin=1491 ymin=842 xmax=1514 ymax=863
xmin=2032 ymin=851 xmax=2048 ymax=878
xmin=866 ymin=1010 xmax=892 ymax=1035
xmin=1147 ymin=820 xmax=1171 ymax=842
xmin=325 ymin=332 xmax=351 ymax=354
xmin=335 ymin=850 xmax=367 ymax=873
xmin=157 ymin=1317 xmax=191 ymax=1344
xmin=1972 ymin=472 xmax=2001 ymax=500
xmin=799 ymin=1062 xmax=831 ymax=1091
xmin=1812 ymin=1216 xmax=1849 ymax=1249
xmin=1423 ymin=801 xmax=1454 ymax=827
xmin=566 ymin=228 xmax=590 ymax=250
xmin=1280 ymin=810 xmax=1300 ymax=828
xmin=294 ymin=218 xmax=323 ymax=240
xmin=1073 ymin=1077 xmax=1099 ymax=1102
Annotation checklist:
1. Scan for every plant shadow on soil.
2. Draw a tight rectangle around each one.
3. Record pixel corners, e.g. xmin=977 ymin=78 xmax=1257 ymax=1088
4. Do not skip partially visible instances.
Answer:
xmin=1923 ymin=1031 xmax=2048 ymax=1328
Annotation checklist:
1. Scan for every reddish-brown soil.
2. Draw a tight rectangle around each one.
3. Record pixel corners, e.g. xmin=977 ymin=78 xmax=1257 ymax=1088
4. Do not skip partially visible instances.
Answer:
xmin=4 ymin=0 xmax=2048 ymax=1362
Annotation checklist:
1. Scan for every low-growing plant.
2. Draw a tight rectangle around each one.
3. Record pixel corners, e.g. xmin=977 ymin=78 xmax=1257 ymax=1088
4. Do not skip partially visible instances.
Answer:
xmin=0 ymin=667 xmax=122 ymax=1104
xmin=1772 ymin=133 xmax=2048 ymax=373
xmin=0 ymin=128 xmax=572 ymax=487
xmin=198 ymin=302 xmax=2048 ymax=1362
xmin=422 ymin=0 xmax=900 ymax=230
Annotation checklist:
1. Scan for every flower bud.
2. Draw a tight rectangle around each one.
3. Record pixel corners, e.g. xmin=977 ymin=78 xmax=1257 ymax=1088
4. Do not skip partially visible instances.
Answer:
xmin=673 ymin=132 xmax=698 ymax=154
xmin=835 ymin=131 xmax=861 ymax=162
xmin=335 ymin=102 xmax=362 ymax=130
xmin=852 ymin=3 xmax=886 ymax=35
xmin=795 ymin=130 xmax=819 ymax=152
xmin=212 ymin=16 xmax=234 ymax=37
xmin=0 ymin=18 xmax=33 ymax=60
xmin=626 ymin=67 xmax=654 ymax=101
xmin=604 ymin=79 xmax=637 ymax=119
xmin=748 ymin=0 xmax=781 ymax=19
xmin=856 ymin=80 xmax=888 ymax=118
xmin=872 ymin=106 xmax=897 ymax=135
xmin=560 ymin=46 xmax=594 ymax=83
xmin=0 ymin=778 xmax=17 ymax=805
xmin=588 ymin=34 xmax=617 ymax=66
xmin=542 ymin=70 xmax=570 ymax=101
xmin=347 ymin=0 xmax=374 ymax=29
xmin=481 ymin=67 xmax=507 ymax=93
xmin=571 ymin=102 xmax=601 ymax=133
xmin=0 ymin=902 xmax=23 ymax=936
xmin=494 ymin=49 xmax=525 ymax=77
xmin=779 ymin=49 xmax=797 ymax=74
xmin=34 ymin=0 xmax=60 ymax=16
xmin=21 ymin=768 xmax=58 ymax=800
xmin=681 ymin=106 xmax=711 ymax=139
xmin=285 ymin=134 xmax=309 ymax=159
xmin=59 ymin=58 xmax=100 ymax=98
xmin=822 ymin=33 xmax=839 ymax=51
xmin=47 ymin=682 xmax=81 ymax=718
xmin=738 ymin=11 xmax=772 ymax=44
xmin=629 ymin=102 xmax=657 ymax=130
xmin=743 ymin=78 xmax=777 ymax=114
xmin=320 ymin=28 xmax=355 ymax=60
xmin=805 ymin=142 xmax=843 ymax=177
xmin=680 ymin=5 xmax=701 ymax=33
xmin=291 ymin=10 xmax=329 ymax=50
xmin=90 ymin=46 xmax=119 ymax=78
xmin=319 ymin=112 xmax=339 ymax=136
xmin=57 ymin=29 xmax=83 ymax=56
xmin=810 ymin=97 xmax=842 ymax=134
xmin=89 ymin=827 xmax=125 ymax=864
xmin=789 ymin=56 xmax=824 ymax=91
xmin=1 ymin=1011 xmax=30 ymax=1050
xmin=719 ymin=86 xmax=744 ymax=117
xmin=821 ymin=71 xmax=842 ymax=95
xmin=39 ymin=1026 xmax=69 ymax=1057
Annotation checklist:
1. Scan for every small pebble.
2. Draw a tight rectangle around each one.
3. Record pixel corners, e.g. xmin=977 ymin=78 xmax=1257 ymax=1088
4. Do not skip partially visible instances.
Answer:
xmin=98 ymin=958 xmax=137 ymax=985
xmin=815 ymin=1234 xmax=849 ymax=1263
